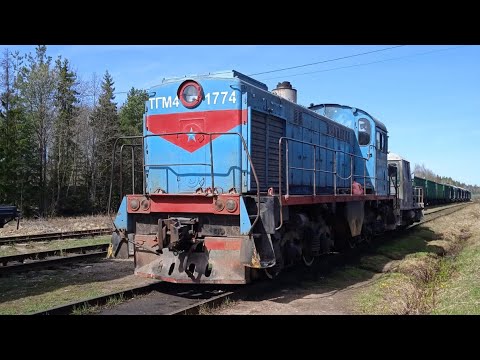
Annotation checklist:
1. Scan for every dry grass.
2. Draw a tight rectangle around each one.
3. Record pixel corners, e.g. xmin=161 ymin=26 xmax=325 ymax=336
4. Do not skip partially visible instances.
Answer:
xmin=0 ymin=215 xmax=112 ymax=237
xmin=198 ymin=297 xmax=237 ymax=315
xmin=395 ymin=253 xmax=439 ymax=283
xmin=355 ymin=272 xmax=422 ymax=314
xmin=353 ymin=203 xmax=479 ymax=315
xmin=0 ymin=236 xmax=111 ymax=257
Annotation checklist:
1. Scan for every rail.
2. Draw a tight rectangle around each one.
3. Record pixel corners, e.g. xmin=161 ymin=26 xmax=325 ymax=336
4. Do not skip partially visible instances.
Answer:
xmin=276 ymin=137 xmax=372 ymax=230
xmin=0 ymin=228 xmax=112 ymax=245
xmin=108 ymin=132 xmax=260 ymax=236
xmin=0 ymin=244 xmax=109 ymax=275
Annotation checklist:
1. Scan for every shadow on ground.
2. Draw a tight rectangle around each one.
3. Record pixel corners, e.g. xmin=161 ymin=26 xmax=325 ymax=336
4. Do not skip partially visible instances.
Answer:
xmin=233 ymin=225 xmax=446 ymax=313
xmin=0 ymin=259 xmax=138 ymax=303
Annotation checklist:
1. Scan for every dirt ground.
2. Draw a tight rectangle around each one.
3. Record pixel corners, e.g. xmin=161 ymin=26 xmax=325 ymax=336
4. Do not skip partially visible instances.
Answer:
xmin=214 ymin=203 xmax=477 ymax=315
xmin=0 ymin=215 xmax=112 ymax=237
xmin=216 ymin=276 xmax=379 ymax=315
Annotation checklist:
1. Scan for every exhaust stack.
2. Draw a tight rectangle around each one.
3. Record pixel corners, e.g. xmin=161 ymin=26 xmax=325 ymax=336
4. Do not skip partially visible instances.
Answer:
xmin=272 ymin=81 xmax=297 ymax=103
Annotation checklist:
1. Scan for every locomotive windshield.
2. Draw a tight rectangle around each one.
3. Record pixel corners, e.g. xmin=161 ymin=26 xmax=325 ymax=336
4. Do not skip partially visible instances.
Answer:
xmin=358 ymin=118 xmax=371 ymax=146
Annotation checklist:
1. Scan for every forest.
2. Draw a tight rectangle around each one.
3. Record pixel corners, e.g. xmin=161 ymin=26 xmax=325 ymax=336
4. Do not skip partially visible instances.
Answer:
xmin=0 ymin=45 xmax=146 ymax=217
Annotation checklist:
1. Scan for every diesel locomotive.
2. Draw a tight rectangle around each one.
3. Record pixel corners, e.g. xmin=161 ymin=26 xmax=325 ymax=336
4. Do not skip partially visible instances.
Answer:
xmin=109 ymin=70 xmax=429 ymax=284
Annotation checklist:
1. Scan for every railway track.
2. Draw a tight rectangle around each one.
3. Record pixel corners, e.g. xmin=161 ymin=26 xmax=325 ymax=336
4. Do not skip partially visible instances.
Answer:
xmin=33 ymin=282 xmax=238 ymax=315
xmin=0 ymin=228 xmax=112 ymax=245
xmin=33 ymin=202 xmax=472 ymax=315
xmin=0 ymin=244 xmax=109 ymax=275
xmin=410 ymin=202 xmax=471 ymax=229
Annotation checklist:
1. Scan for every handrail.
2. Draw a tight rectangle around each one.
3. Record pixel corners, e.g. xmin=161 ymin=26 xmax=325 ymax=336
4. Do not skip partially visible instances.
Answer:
xmin=276 ymin=136 xmax=372 ymax=230
xmin=119 ymin=144 xmax=142 ymax=198
xmin=108 ymin=136 xmax=144 ymax=231
xmin=108 ymin=132 xmax=260 ymax=236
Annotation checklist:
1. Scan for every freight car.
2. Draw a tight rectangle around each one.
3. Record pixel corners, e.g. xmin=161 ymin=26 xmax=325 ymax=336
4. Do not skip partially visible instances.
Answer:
xmin=413 ymin=176 xmax=471 ymax=205
xmin=108 ymin=70 xmax=425 ymax=284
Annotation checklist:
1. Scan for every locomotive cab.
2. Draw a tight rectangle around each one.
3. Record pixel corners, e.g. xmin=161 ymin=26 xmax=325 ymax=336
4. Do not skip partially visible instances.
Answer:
xmin=388 ymin=153 xmax=424 ymax=226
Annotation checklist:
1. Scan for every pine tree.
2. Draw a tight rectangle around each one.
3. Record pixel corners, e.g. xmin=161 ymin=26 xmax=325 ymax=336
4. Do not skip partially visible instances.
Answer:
xmin=89 ymin=70 xmax=120 ymax=211
xmin=50 ymin=57 xmax=80 ymax=214
xmin=119 ymin=87 xmax=148 ymax=136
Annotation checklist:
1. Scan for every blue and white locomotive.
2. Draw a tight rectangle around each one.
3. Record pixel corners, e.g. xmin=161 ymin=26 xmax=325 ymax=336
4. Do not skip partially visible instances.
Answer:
xmin=110 ymin=70 xmax=423 ymax=284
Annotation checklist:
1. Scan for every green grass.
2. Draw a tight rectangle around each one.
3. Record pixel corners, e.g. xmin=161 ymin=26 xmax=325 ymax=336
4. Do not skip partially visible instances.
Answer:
xmin=375 ymin=227 xmax=444 ymax=260
xmin=355 ymin=272 xmax=419 ymax=314
xmin=358 ymin=254 xmax=393 ymax=273
xmin=0 ymin=279 xmax=105 ymax=315
xmin=352 ymin=203 xmax=480 ymax=315
xmin=71 ymin=293 xmax=126 ymax=315
xmin=376 ymin=235 xmax=428 ymax=259
xmin=0 ymin=258 xmax=138 ymax=315
xmin=431 ymin=241 xmax=480 ymax=314
xmin=71 ymin=303 xmax=100 ymax=315
xmin=0 ymin=236 xmax=110 ymax=257
xmin=351 ymin=226 xmax=452 ymax=314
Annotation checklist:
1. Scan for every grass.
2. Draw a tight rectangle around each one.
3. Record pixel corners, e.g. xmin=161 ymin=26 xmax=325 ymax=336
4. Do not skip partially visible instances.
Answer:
xmin=71 ymin=293 xmax=126 ymax=315
xmin=198 ymin=297 xmax=236 ymax=315
xmin=0 ymin=279 xmax=105 ymax=315
xmin=0 ymin=236 xmax=110 ymax=257
xmin=431 ymin=241 xmax=480 ymax=314
xmin=358 ymin=254 xmax=396 ymax=273
xmin=375 ymin=234 xmax=430 ymax=260
xmin=352 ymin=203 xmax=480 ymax=315
xmin=355 ymin=272 xmax=422 ymax=314
xmin=71 ymin=302 xmax=100 ymax=315
xmin=0 ymin=259 xmax=148 ymax=315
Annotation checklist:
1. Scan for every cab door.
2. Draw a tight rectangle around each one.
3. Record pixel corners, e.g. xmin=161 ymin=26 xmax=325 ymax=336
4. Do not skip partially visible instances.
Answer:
xmin=355 ymin=117 xmax=375 ymax=191
xmin=375 ymin=128 xmax=388 ymax=195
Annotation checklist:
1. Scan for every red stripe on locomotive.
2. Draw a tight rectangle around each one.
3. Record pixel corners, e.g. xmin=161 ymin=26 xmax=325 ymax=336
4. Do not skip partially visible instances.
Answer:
xmin=146 ymin=109 xmax=247 ymax=153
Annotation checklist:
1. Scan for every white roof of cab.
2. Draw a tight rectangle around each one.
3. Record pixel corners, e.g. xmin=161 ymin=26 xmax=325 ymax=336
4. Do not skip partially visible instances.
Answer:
xmin=387 ymin=152 xmax=404 ymax=161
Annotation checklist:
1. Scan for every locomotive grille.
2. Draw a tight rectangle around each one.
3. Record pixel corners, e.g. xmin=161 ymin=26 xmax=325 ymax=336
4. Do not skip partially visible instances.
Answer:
xmin=294 ymin=109 xmax=303 ymax=124
xmin=250 ymin=111 xmax=286 ymax=193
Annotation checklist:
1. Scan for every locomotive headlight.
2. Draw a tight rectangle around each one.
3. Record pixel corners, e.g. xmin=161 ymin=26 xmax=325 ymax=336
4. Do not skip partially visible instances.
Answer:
xmin=178 ymin=81 xmax=202 ymax=108
xmin=183 ymin=85 xmax=198 ymax=102
xmin=225 ymin=199 xmax=238 ymax=213
xmin=140 ymin=198 xmax=150 ymax=211
xmin=130 ymin=198 xmax=140 ymax=211
xmin=214 ymin=199 xmax=225 ymax=212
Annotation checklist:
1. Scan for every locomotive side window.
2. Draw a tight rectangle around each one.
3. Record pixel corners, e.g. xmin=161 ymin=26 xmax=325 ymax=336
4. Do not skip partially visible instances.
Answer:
xmin=376 ymin=131 xmax=388 ymax=152
xmin=358 ymin=118 xmax=371 ymax=146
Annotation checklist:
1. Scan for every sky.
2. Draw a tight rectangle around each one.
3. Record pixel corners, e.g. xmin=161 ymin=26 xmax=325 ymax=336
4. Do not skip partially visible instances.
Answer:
xmin=1 ymin=45 xmax=478 ymax=186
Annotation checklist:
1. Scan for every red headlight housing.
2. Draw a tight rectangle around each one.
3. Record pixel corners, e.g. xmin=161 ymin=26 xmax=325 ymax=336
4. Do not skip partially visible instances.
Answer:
xmin=177 ymin=80 xmax=203 ymax=108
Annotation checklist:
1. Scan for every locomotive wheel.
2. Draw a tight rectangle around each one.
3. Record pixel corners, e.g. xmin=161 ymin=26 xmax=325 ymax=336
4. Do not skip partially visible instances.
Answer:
xmin=302 ymin=253 xmax=315 ymax=267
